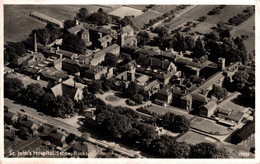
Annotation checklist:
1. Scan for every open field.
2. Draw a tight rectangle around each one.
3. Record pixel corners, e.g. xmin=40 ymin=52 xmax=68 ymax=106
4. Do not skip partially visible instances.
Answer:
xmin=205 ymin=5 xmax=252 ymax=24
xmin=191 ymin=22 xmax=214 ymax=34
xmin=132 ymin=10 xmax=163 ymax=29
xmin=181 ymin=5 xmax=218 ymax=20
xmin=4 ymin=5 xmax=115 ymax=43
xmin=165 ymin=17 xmax=189 ymax=30
xmin=191 ymin=118 xmax=230 ymax=135
xmin=177 ymin=131 xmax=218 ymax=145
xmin=126 ymin=5 xmax=148 ymax=10
xmin=151 ymin=5 xmax=178 ymax=13
xmin=230 ymin=15 xmax=255 ymax=52
xmin=220 ymin=92 xmax=253 ymax=112
xmin=109 ymin=6 xmax=143 ymax=18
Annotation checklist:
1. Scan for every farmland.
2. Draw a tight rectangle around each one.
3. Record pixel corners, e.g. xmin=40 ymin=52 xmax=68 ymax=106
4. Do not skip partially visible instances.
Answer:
xmin=132 ymin=10 xmax=163 ymax=29
xmin=151 ymin=5 xmax=178 ymax=13
xmin=109 ymin=6 xmax=143 ymax=18
xmin=205 ymin=5 xmax=252 ymax=24
xmin=126 ymin=5 xmax=148 ymax=11
xmin=4 ymin=5 xmax=116 ymax=43
xmin=181 ymin=5 xmax=218 ymax=20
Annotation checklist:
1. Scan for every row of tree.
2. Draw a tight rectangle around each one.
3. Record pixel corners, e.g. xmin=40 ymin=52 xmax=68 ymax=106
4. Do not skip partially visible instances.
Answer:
xmin=228 ymin=6 xmax=255 ymax=26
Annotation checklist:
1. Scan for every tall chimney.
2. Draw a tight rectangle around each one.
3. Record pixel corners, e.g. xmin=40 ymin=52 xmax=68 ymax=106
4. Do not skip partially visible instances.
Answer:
xmin=34 ymin=33 xmax=37 ymax=53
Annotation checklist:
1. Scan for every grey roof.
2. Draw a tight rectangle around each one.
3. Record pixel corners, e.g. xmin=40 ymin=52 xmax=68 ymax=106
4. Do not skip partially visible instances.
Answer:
xmin=234 ymin=121 xmax=255 ymax=140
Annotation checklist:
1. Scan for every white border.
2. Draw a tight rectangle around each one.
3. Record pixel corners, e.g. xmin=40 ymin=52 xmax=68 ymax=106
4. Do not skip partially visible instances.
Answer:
xmin=1 ymin=0 xmax=259 ymax=164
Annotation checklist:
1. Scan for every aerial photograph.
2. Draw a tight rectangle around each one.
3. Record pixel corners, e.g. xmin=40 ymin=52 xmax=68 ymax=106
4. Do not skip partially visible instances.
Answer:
xmin=3 ymin=4 xmax=255 ymax=159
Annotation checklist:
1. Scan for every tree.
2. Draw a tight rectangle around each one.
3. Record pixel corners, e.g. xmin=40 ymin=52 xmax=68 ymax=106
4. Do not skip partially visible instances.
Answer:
xmin=232 ymin=71 xmax=250 ymax=90
xmin=102 ymin=79 xmax=113 ymax=91
xmin=46 ymin=23 xmax=62 ymax=43
xmin=40 ymin=92 xmax=55 ymax=112
xmin=88 ymin=80 xmax=102 ymax=94
xmin=23 ymin=83 xmax=45 ymax=106
xmin=172 ymin=115 xmax=190 ymax=133
xmin=66 ymin=133 xmax=76 ymax=144
xmin=136 ymin=31 xmax=150 ymax=46
xmin=62 ymin=33 xmax=86 ymax=54
xmin=102 ymin=114 xmax=132 ymax=138
xmin=136 ymin=123 xmax=158 ymax=148
xmin=51 ymin=96 xmax=75 ymax=117
xmin=157 ymin=112 xmax=176 ymax=128
xmin=119 ymin=16 xmax=135 ymax=28
xmin=75 ymin=8 xmax=89 ymax=21
xmin=192 ymin=37 xmax=206 ymax=59
xmin=122 ymin=128 xmax=140 ymax=145
xmin=190 ymin=142 xmax=229 ymax=158
xmin=104 ymin=53 xmax=118 ymax=67
xmin=172 ymin=32 xmax=187 ymax=52
xmin=127 ymin=82 xmax=138 ymax=97
xmin=185 ymin=35 xmax=195 ymax=50
xmin=64 ymin=20 xmax=76 ymax=29
xmin=4 ymin=77 xmax=24 ymax=98
xmin=204 ymin=31 xmax=219 ymax=41
xmin=208 ymin=85 xmax=228 ymax=100
xmin=32 ymin=28 xmax=50 ymax=45
xmin=86 ymin=12 xmax=111 ymax=25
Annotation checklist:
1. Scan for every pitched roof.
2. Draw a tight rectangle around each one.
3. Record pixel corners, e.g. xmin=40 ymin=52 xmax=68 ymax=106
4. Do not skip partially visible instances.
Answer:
xmin=98 ymin=35 xmax=112 ymax=43
xmin=157 ymin=89 xmax=172 ymax=96
xmin=67 ymin=25 xmax=83 ymax=34
xmin=5 ymin=112 xmax=17 ymax=120
xmin=70 ymin=143 xmax=95 ymax=153
xmin=136 ymin=75 xmax=149 ymax=84
xmin=234 ymin=121 xmax=255 ymax=140
xmin=93 ymin=44 xmax=120 ymax=59
xmin=144 ymin=79 xmax=160 ymax=91
xmin=154 ymin=73 xmax=171 ymax=80
xmin=63 ymin=58 xmax=77 ymax=65
xmin=51 ymin=78 xmax=79 ymax=98
xmin=136 ymin=55 xmax=149 ymax=66
xmin=48 ymin=132 xmax=65 ymax=141
xmin=19 ymin=119 xmax=36 ymax=129
xmin=122 ymin=25 xmax=134 ymax=34
xmin=124 ymin=36 xmax=137 ymax=44
xmin=191 ymin=93 xmax=208 ymax=103
xmin=201 ymin=100 xmax=217 ymax=110
xmin=83 ymin=23 xmax=111 ymax=34
xmin=59 ymin=49 xmax=75 ymax=58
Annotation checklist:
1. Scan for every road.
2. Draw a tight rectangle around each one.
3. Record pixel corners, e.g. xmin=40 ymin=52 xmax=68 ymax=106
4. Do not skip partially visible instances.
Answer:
xmin=4 ymin=98 xmax=142 ymax=158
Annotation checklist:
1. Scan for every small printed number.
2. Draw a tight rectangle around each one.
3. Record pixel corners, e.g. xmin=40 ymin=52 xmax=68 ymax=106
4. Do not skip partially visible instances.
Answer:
xmin=239 ymin=152 xmax=249 ymax=157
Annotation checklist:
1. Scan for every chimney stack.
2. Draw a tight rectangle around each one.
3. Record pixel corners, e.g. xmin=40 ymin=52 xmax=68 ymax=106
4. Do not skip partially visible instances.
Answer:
xmin=34 ymin=33 xmax=38 ymax=53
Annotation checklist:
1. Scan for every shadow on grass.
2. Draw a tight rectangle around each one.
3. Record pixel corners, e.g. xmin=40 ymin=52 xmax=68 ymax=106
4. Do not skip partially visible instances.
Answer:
xmin=231 ymin=94 xmax=255 ymax=108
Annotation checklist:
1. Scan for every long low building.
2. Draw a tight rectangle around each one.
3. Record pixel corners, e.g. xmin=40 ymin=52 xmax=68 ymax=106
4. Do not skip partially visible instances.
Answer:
xmin=30 ymin=12 xmax=64 ymax=28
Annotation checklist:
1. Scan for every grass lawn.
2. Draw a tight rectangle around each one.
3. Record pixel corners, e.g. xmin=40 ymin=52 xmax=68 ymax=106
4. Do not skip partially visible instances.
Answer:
xmin=165 ymin=17 xmax=189 ymax=30
xmin=220 ymin=92 xmax=252 ymax=112
xmin=191 ymin=118 xmax=230 ymax=135
xmin=191 ymin=22 xmax=214 ymax=34
xmin=132 ymin=10 xmax=163 ymax=29
xmin=177 ymin=131 xmax=217 ymax=145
